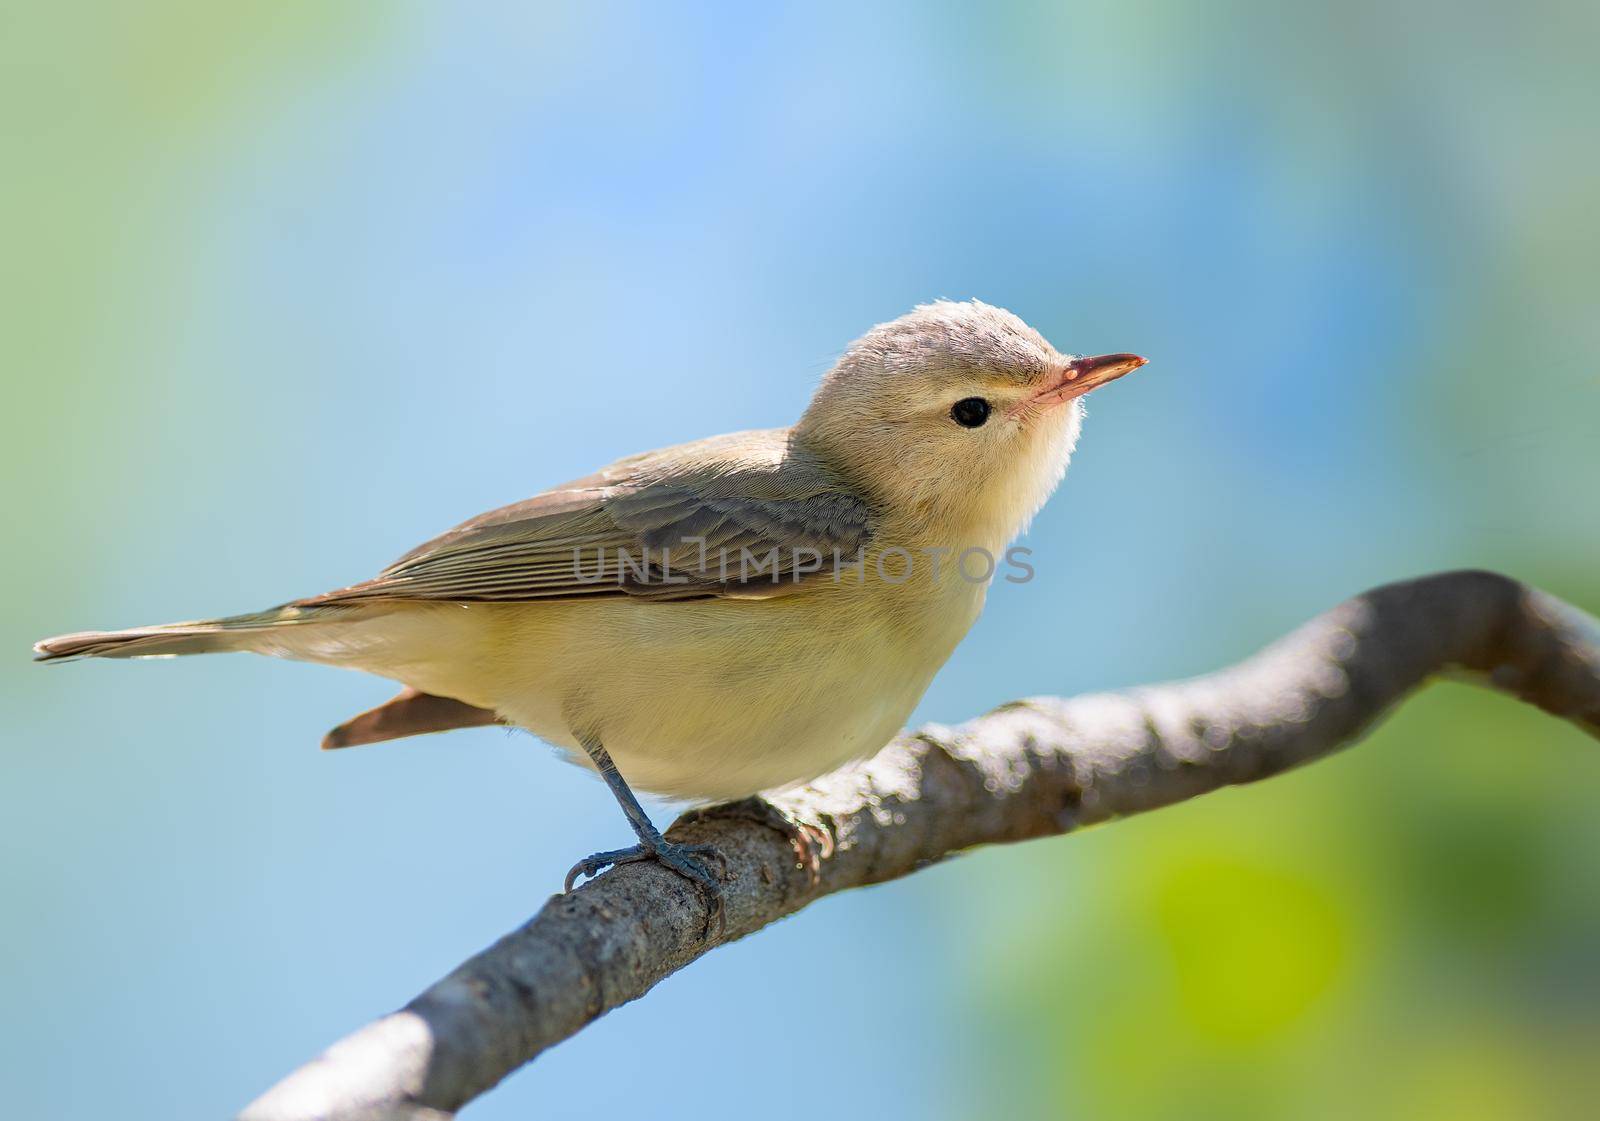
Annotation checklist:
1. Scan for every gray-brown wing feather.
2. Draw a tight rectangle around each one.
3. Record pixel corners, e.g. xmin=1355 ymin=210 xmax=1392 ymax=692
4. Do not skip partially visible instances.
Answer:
xmin=303 ymin=428 xmax=874 ymax=605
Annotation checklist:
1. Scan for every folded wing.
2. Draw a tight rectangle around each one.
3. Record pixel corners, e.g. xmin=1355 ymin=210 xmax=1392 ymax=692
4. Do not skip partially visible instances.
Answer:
xmin=302 ymin=428 xmax=875 ymax=605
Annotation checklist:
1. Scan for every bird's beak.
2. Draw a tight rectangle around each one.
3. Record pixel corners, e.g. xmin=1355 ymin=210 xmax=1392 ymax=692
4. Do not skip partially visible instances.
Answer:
xmin=1032 ymin=353 xmax=1148 ymax=407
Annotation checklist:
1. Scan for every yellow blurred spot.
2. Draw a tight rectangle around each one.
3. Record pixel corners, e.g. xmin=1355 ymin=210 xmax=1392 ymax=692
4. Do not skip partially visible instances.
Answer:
xmin=1151 ymin=857 xmax=1348 ymax=1044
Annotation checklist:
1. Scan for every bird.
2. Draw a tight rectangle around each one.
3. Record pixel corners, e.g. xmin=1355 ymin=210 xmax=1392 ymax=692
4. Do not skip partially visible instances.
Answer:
xmin=34 ymin=299 xmax=1145 ymax=909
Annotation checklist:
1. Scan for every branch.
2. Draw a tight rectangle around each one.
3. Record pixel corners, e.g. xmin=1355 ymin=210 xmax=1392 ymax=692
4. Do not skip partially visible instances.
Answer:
xmin=240 ymin=570 xmax=1600 ymax=1121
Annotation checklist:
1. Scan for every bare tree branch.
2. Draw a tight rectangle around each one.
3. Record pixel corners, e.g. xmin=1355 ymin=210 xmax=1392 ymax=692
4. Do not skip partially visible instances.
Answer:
xmin=239 ymin=570 xmax=1600 ymax=1121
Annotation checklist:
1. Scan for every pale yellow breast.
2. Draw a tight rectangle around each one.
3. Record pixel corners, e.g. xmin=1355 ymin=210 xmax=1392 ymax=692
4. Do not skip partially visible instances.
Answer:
xmin=284 ymin=547 xmax=988 ymax=802
xmin=487 ymin=570 xmax=979 ymax=800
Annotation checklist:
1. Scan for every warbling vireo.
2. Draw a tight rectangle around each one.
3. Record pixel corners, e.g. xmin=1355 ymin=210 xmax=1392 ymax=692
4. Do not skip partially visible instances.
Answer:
xmin=36 ymin=300 xmax=1145 ymax=903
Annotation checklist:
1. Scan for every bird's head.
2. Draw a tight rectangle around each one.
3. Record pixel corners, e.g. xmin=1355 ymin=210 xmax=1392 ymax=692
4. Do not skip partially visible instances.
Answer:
xmin=796 ymin=299 xmax=1145 ymax=548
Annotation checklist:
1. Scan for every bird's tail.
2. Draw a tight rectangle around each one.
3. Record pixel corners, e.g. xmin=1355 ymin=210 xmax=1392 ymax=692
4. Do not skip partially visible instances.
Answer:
xmin=32 ymin=604 xmax=342 ymax=662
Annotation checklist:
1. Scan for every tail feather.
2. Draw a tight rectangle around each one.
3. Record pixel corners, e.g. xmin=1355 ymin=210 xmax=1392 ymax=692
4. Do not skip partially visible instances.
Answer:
xmin=33 ymin=605 xmax=331 ymax=662
xmin=321 ymin=687 xmax=501 ymax=749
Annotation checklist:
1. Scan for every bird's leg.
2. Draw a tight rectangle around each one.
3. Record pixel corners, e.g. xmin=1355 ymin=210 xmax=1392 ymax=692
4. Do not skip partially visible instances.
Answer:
xmin=565 ymin=737 xmax=724 ymax=926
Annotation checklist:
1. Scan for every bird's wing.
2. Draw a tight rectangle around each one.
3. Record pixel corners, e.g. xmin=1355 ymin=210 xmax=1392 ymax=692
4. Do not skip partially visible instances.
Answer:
xmin=303 ymin=428 xmax=876 ymax=605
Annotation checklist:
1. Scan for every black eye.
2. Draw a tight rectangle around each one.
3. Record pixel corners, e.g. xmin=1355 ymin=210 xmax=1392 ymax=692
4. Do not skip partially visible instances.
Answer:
xmin=950 ymin=397 xmax=991 ymax=428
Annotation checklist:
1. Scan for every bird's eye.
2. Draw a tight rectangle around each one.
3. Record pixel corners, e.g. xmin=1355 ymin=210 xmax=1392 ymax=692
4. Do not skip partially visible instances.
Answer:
xmin=950 ymin=397 xmax=991 ymax=428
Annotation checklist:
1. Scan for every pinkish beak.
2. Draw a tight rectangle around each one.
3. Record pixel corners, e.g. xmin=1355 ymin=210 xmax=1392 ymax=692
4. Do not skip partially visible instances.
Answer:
xmin=1032 ymin=352 xmax=1148 ymax=407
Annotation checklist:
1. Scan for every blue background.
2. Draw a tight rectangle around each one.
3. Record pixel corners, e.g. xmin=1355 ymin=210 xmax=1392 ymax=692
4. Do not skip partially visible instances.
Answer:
xmin=5 ymin=3 xmax=1599 ymax=1118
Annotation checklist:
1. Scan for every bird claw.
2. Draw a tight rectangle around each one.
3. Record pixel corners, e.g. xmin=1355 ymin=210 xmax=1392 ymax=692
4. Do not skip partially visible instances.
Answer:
xmin=564 ymin=838 xmax=726 ymax=934
xmin=684 ymin=796 xmax=830 ymax=884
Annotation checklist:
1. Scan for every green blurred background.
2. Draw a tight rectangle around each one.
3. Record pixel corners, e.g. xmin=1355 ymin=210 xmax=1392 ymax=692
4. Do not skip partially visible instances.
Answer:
xmin=4 ymin=2 xmax=1599 ymax=1118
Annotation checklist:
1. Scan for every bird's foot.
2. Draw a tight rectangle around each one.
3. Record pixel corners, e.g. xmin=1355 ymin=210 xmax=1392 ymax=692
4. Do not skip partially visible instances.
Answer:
xmin=682 ymin=796 xmax=832 ymax=885
xmin=564 ymin=836 xmax=726 ymax=932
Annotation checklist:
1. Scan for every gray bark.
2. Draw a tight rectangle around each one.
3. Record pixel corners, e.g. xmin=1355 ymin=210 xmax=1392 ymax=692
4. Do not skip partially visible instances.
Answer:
xmin=239 ymin=569 xmax=1600 ymax=1121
